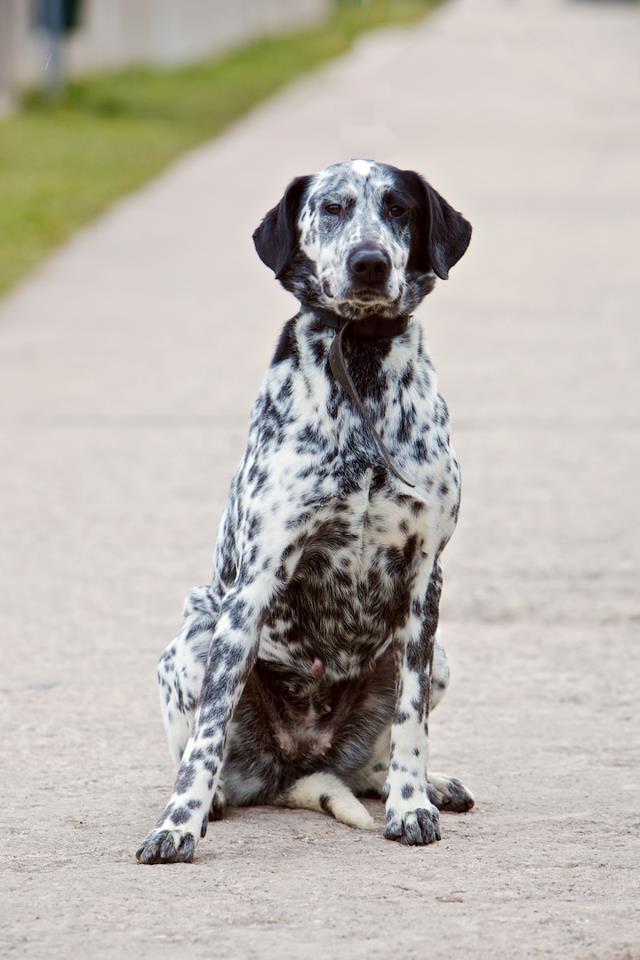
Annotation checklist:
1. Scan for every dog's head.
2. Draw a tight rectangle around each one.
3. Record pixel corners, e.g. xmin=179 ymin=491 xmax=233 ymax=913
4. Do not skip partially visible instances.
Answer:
xmin=253 ymin=159 xmax=472 ymax=319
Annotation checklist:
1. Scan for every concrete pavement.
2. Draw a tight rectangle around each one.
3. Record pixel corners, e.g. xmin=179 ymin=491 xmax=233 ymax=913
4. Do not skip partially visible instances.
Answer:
xmin=1 ymin=1 xmax=639 ymax=957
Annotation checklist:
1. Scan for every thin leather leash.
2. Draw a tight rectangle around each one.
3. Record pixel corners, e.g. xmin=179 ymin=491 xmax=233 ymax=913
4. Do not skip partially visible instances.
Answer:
xmin=308 ymin=307 xmax=416 ymax=488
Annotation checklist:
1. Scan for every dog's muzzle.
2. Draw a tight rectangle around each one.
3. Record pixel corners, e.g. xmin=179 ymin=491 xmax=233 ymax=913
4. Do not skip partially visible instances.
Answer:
xmin=347 ymin=243 xmax=391 ymax=293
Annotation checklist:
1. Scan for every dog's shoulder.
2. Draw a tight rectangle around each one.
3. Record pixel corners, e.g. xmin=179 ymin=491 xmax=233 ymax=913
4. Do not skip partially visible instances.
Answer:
xmin=271 ymin=318 xmax=299 ymax=367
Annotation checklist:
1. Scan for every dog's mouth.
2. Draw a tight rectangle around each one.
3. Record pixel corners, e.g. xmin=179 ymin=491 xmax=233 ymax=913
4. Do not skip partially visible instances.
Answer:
xmin=320 ymin=275 xmax=404 ymax=318
xmin=347 ymin=288 xmax=388 ymax=302
xmin=337 ymin=286 xmax=404 ymax=316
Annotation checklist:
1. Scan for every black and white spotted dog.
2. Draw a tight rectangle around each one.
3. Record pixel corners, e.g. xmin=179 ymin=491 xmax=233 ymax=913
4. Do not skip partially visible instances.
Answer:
xmin=136 ymin=159 xmax=474 ymax=864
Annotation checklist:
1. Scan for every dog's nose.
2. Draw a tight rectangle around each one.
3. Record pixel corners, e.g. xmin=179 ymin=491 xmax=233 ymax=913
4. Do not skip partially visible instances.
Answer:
xmin=347 ymin=246 xmax=391 ymax=286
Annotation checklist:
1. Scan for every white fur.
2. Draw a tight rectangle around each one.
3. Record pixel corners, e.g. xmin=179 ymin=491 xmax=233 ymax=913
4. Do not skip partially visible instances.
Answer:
xmin=277 ymin=772 xmax=376 ymax=831
xmin=351 ymin=158 xmax=374 ymax=177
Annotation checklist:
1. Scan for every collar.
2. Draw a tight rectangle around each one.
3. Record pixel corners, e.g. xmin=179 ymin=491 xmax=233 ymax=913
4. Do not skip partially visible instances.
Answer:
xmin=310 ymin=306 xmax=411 ymax=339
xmin=299 ymin=305 xmax=415 ymax=488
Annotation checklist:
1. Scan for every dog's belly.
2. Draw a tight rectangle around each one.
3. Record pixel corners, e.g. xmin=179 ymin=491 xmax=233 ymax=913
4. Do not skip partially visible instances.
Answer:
xmin=257 ymin=480 xmax=433 ymax=679
xmin=222 ymin=650 xmax=397 ymax=804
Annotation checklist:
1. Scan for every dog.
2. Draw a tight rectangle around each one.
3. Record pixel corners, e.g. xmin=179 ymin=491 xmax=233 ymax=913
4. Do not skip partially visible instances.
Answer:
xmin=136 ymin=159 xmax=474 ymax=865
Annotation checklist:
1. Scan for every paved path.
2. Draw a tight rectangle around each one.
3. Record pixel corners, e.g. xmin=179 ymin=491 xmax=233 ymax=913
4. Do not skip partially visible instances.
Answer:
xmin=1 ymin=1 xmax=639 ymax=957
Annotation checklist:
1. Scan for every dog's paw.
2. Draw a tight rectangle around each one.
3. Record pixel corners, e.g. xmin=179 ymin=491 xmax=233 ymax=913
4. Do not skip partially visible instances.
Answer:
xmin=427 ymin=773 xmax=474 ymax=813
xmin=135 ymin=828 xmax=195 ymax=865
xmin=384 ymin=804 xmax=441 ymax=846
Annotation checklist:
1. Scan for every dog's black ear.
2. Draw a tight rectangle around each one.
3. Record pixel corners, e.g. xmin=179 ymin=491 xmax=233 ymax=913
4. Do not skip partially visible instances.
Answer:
xmin=252 ymin=176 xmax=311 ymax=278
xmin=405 ymin=173 xmax=472 ymax=280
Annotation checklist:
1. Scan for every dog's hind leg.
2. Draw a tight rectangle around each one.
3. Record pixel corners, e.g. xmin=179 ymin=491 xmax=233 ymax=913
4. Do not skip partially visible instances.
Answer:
xmin=355 ymin=744 xmax=474 ymax=813
xmin=429 ymin=630 xmax=450 ymax=710
xmin=276 ymin=772 xmax=376 ymax=831
xmin=157 ymin=586 xmax=220 ymax=765
xmin=427 ymin=772 xmax=474 ymax=813
xmin=351 ymin=728 xmax=391 ymax=798
xmin=157 ymin=586 xmax=235 ymax=823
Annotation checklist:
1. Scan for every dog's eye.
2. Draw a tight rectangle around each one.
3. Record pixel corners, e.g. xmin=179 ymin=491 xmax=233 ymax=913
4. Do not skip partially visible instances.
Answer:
xmin=388 ymin=204 xmax=407 ymax=219
xmin=324 ymin=202 xmax=343 ymax=216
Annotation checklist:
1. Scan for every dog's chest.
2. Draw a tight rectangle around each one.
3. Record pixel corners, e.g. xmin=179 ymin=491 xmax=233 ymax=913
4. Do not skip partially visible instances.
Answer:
xmin=258 ymin=473 xmax=433 ymax=678
xmin=246 ymin=319 xmax=460 ymax=679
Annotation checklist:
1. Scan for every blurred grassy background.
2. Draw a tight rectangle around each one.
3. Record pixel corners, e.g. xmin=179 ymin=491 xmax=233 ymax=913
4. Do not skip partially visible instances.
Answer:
xmin=0 ymin=0 xmax=438 ymax=297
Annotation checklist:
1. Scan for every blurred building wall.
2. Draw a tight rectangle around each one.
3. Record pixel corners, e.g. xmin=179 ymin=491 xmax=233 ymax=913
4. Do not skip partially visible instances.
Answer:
xmin=0 ymin=0 xmax=329 ymax=105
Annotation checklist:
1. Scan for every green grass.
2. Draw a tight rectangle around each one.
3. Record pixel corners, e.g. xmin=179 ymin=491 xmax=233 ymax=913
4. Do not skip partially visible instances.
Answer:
xmin=0 ymin=0 xmax=437 ymax=297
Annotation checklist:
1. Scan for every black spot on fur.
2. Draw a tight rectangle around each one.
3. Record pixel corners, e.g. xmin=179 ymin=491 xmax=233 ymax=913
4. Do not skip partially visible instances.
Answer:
xmin=271 ymin=319 xmax=299 ymax=366
xmin=170 ymin=806 xmax=190 ymax=826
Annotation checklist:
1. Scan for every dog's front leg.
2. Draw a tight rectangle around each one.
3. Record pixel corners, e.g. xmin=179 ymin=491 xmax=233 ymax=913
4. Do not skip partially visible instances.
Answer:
xmin=384 ymin=560 xmax=443 ymax=846
xmin=136 ymin=575 xmax=273 ymax=864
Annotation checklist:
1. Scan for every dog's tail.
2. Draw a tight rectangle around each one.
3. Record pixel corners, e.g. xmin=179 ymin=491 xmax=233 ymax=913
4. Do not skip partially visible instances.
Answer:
xmin=276 ymin=772 xmax=376 ymax=831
